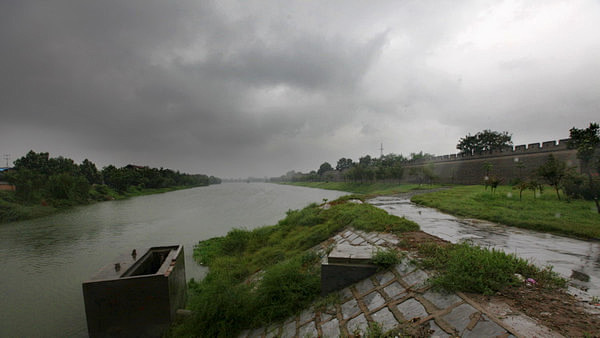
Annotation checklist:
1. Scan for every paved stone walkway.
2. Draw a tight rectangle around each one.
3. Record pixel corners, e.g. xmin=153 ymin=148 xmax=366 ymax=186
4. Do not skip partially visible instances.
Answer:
xmin=239 ymin=229 xmax=544 ymax=337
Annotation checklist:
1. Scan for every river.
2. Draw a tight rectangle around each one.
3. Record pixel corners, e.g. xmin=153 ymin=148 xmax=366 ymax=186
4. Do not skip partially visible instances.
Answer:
xmin=370 ymin=195 xmax=600 ymax=296
xmin=0 ymin=183 xmax=346 ymax=337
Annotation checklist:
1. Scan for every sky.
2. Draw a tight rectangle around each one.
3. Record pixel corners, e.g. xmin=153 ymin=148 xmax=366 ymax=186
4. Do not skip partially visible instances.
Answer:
xmin=1 ymin=0 xmax=599 ymax=178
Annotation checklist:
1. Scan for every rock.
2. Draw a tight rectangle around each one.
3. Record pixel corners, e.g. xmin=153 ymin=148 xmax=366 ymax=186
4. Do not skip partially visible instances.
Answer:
xmin=570 ymin=270 xmax=590 ymax=282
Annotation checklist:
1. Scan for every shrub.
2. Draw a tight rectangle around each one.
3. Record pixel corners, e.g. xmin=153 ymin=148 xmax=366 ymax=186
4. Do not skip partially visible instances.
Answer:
xmin=371 ymin=248 xmax=402 ymax=270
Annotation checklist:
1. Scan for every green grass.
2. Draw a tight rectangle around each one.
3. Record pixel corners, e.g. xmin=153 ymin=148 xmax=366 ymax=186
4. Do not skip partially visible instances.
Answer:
xmin=420 ymin=242 xmax=566 ymax=295
xmin=411 ymin=185 xmax=600 ymax=239
xmin=173 ymin=198 xmax=419 ymax=337
xmin=281 ymin=181 xmax=442 ymax=196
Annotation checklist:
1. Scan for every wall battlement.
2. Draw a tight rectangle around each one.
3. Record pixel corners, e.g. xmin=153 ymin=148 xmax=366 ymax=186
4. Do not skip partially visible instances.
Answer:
xmin=411 ymin=139 xmax=571 ymax=165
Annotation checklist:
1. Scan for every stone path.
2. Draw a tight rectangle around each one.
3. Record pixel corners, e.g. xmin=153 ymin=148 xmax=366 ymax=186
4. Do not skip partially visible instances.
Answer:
xmin=239 ymin=229 xmax=553 ymax=337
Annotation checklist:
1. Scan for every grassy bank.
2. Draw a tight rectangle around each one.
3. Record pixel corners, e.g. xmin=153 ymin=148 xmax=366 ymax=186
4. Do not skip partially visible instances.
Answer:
xmin=411 ymin=185 xmax=600 ymax=239
xmin=0 ymin=185 xmax=203 ymax=223
xmin=281 ymin=181 xmax=442 ymax=196
xmin=171 ymin=197 xmax=419 ymax=337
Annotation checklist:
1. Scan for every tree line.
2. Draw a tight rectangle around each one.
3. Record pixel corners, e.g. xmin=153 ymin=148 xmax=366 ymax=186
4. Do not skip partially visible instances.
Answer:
xmin=2 ymin=150 xmax=221 ymax=207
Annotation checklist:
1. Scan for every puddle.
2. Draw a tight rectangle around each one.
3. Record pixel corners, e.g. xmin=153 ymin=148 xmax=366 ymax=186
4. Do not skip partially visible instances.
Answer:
xmin=370 ymin=196 xmax=600 ymax=296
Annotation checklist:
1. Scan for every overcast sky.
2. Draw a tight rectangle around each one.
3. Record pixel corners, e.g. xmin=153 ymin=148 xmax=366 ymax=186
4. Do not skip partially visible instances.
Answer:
xmin=1 ymin=0 xmax=599 ymax=178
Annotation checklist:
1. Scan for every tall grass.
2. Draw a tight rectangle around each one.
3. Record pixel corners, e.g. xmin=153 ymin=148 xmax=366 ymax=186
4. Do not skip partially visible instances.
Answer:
xmin=412 ymin=185 xmax=600 ymax=239
xmin=176 ymin=198 xmax=419 ymax=337
xmin=420 ymin=242 xmax=566 ymax=295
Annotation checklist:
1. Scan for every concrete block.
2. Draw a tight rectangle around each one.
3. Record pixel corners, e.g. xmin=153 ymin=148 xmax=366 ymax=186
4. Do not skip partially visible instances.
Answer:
xmin=375 ymin=271 xmax=395 ymax=285
xmin=341 ymin=298 xmax=360 ymax=319
xmin=396 ymin=298 xmax=428 ymax=321
xmin=462 ymin=315 xmax=507 ymax=337
xmin=354 ymin=277 xmax=375 ymax=295
xmin=320 ymin=319 xmax=340 ymax=338
xmin=402 ymin=269 xmax=429 ymax=288
xmin=298 ymin=321 xmax=317 ymax=337
xmin=321 ymin=263 xmax=377 ymax=295
xmin=382 ymin=282 xmax=407 ymax=300
xmin=363 ymin=291 xmax=386 ymax=312
xmin=346 ymin=314 xmax=369 ymax=335
xmin=442 ymin=303 xmax=478 ymax=332
xmin=423 ymin=290 xmax=462 ymax=309
xmin=371 ymin=307 xmax=398 ymax=331
xmin=281 ymin=321 xmax=296 ymax=338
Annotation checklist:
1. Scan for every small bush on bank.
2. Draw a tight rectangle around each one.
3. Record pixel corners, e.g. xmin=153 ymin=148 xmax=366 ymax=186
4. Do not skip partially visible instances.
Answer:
xmin=372 ymin=248 xmax=403 ymax=270
xmin=420 ymin=242 xmax=566 ymax=295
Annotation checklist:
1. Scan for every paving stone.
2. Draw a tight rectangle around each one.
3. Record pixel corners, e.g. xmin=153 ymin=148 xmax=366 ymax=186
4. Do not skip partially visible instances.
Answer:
xmin=423 ymin=290 xmax=462 ymax=309
xmin=346 ymin=314 xmax=369 ymax=336
xmin=442 ymin=303 xmax=479 ymax=332
xmin=298 ymin=321 xmax=317 ymax=338
xmin=375 ymin=270 xmax=396 ymax=285
xmin=333 ymin=234 xmax=343 ymax=242
xmin=281 ymin=321 xmax=296 ymax=338
xmin=402 ymin=269 xmax=429 ymax=288
xmin=351 ymin=237 xmax=366 ymax=245
xmin=363 ymin=291 xmax=386 ymax=312
xmin=427 ymin=320 xmax=451 ymax=338
xmin=396 ymin=298 xmax=429 ymax=321
xmin=339 ymin=287 xmax=354 ymax=301
xmin=462 ymin=315 xmax=508 ymax=337
xmin=341 ymin=298 xmax=360 ymax=319
xmin=320 ymin=319 xmax=341 ymax=338
xmin=382 ymin=281 xmax=407 ymax=300
xmin=354 ymin=277 xmax=375 ymax=295
xmin=347 ymin=233 xmax=360 ymax=242
xmin=374 ymin=238 xmax=386 ymax=245
xmin=298 ymin=309 xmax=314 ymax=325
xmin=371 ymin=307 xmax=398 ymax=331
xmin=320 ymin=311 xmax=334 ymax=323
xmin=342 ymin=230 xmax=352 ymax=238
xmin=394 ymin=260 xmax=416 ymax=275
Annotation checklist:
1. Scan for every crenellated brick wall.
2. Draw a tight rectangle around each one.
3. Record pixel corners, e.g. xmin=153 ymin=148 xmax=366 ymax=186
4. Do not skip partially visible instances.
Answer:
xmin=402 ymin=139 xmax=580 ymax=184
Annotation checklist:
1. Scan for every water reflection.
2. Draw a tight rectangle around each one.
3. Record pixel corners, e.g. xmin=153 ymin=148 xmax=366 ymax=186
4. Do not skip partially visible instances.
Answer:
xmin=370 ymin=196 xmax=600 ymax=295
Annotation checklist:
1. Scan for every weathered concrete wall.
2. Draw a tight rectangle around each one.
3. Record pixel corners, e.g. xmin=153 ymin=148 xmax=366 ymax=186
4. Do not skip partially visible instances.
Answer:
xmin=402 ymin=139 xmax=579 ymax=184
xmin=82 ymin=246 xmax=186 ymax=338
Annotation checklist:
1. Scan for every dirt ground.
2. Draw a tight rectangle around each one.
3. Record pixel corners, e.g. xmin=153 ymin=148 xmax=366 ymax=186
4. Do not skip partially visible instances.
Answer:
xmin=398 ymin=231 xmax=600 ymax=337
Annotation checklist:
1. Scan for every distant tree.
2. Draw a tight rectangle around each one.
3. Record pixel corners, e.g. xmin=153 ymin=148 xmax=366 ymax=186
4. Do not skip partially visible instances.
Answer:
xmin=457 ymin=130 xmax=512 ymax=155
xmin=409 ymin=151 xmax=435 ymax=161
xmin=568 ymin=122 xmax=600 ymax=213
xmin=536 ymin=154 xmax=567 ymax=200
xmin=80 ymin=159 xmax=102 ymax=185
xmin=335 ymin=158 xmax=354 ymax=171
xmin=317 ymin=162 xmax=333 ymax=176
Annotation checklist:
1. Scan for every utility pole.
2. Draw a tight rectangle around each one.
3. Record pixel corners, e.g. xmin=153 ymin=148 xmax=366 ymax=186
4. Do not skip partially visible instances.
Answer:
xmin=379 ymin=143 xmax=384 ymax=158
xmin=3 ymin=154 xmax=9 ymax=167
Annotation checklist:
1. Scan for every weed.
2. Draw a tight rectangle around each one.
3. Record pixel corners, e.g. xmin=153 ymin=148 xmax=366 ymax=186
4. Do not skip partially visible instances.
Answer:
xmin=371 ymin=248 xmax=402 ymax=270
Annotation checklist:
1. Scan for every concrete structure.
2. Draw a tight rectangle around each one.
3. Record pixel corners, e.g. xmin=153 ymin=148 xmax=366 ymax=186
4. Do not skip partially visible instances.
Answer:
xmin=82 ymin=245 xmax=186 ymax=338
xmin=321 ymin=242 xmax=379 ymax=295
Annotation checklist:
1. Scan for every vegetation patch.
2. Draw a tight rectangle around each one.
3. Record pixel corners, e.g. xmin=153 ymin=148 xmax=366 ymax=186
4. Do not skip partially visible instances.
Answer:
xmin=420 ymin=242 xmax=566 ymax=295
xmin=175 ymin=198 xmax=418 ymax=337
xmin=411 ymin=185 xmax=600 ymax=239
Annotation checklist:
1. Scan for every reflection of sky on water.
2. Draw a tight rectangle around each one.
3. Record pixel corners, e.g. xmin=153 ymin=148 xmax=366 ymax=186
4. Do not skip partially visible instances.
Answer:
xmin=370 ymin=196 xmax=600 ymax=295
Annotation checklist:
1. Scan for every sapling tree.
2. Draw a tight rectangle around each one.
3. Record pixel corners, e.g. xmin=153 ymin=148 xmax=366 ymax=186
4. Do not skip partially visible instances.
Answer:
xmin=536 ymin=154 xmax=567 ymax=200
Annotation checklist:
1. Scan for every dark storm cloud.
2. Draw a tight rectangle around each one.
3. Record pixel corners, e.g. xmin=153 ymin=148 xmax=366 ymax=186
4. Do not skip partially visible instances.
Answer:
xmin=1 ymin=0 xmax=599 ymax=177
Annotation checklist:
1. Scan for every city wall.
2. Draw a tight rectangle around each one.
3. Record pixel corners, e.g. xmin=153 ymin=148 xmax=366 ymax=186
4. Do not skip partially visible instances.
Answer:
xmin=402 ymin=139 xmax=579 ymax=185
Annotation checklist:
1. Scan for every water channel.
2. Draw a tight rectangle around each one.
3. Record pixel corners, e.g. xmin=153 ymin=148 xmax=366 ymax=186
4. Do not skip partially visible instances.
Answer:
xmin=0 ymin=183 xmax=346 ymax=337
xmin=370 ymin=195 xmax=600 ymax=296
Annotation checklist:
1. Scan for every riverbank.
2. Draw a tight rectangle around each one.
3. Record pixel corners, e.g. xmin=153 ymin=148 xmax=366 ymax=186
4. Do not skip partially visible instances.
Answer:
xmin=0 ymin=184 xmax=209 ymax=223
xmin=282 ymin=182 xmax=600 ymax=240
xmin=411 ymin=185 xmax=600 ymax=240
xmin=172 ymin=191 xmax=595 ymax=336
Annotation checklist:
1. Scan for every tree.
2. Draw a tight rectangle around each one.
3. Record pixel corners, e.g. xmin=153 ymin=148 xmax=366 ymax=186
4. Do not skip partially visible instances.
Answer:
xmin=568 ymin=122 xmax=600 ymax=212
xmin=317 ymin=162 xmax=333 ymax=176
xmin=335 ymin=158 xmax=354 ymax=171
xmin=536 ymin=154 xmax=567 ymax=201
xmin=457 ymin=130 xmax=512 ymax=155
xmin=80 ymin=159 xmax=102 ymax=185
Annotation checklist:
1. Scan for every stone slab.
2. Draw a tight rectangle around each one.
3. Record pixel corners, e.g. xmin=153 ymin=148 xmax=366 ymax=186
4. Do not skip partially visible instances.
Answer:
xmin=462 ymin=315 xmax=508 ymax=337
xmin=363 ymin=291 xmax=386 ymax=312
xmin=328 ymin=243 xmax=374 ymax=264
xmin=354 ymin=277 xmax=375 ymax=295
xmin=375 ymin=271 xmax=396 ymax=285
xmin=341 ymin=299 xmax=360 ymax=319
xmin=346 ymin=314 xmax=369 ymax=335
xmin=442 ymin=303 xmax=479 ymax=332
xmin=281 ymin=321 xmax=296 ymax=338
xmin=402 ymin=269 xmax=429 ymax=288
xmin=423 ymin=290 xmax=462 ymax=309
xmin=382 ymin=282 xmax=407 ymax=300
xmin=371 ymin=307 xmax=398 ymax=331
xmin=298 ymin=321 xmax=317 ymax=337
xmin=320 ymin=319 xmax=340 ymax=338
xmin=397 ymin=298 xmax=429 ymax=321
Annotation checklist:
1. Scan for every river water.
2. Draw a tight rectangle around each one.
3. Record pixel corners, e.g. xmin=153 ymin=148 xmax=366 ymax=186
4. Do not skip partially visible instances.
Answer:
xmin=370 ymin=195 xmax=600 ymax=296
xmin=0 ymin=183 xmax=346 ymax=337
